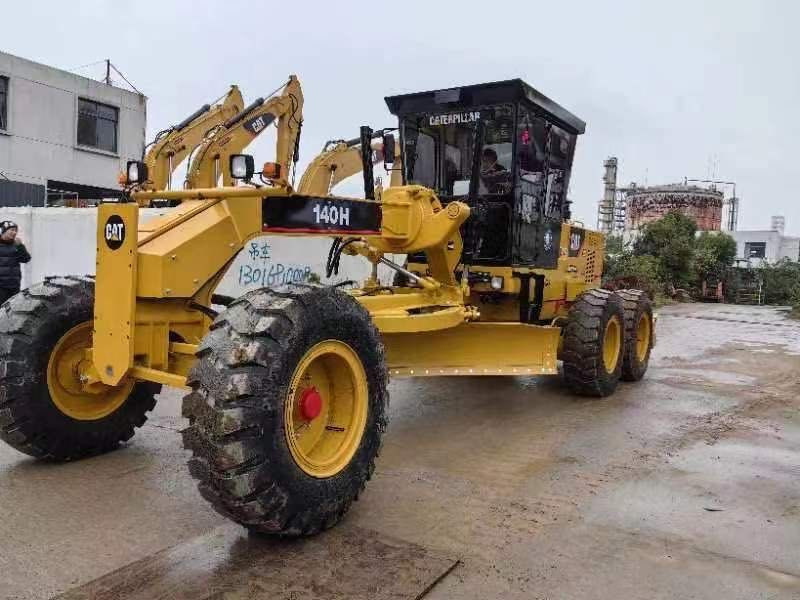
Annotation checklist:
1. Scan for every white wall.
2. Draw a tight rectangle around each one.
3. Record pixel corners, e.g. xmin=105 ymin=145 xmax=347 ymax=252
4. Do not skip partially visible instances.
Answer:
xmin=779 ymin=236 xmax=800 ymax=262
xmin=0 ymin=51 xmax=146 ymax=191
xmin=1 ymin=207 xmax=400 ymax=295
xmin=213 ymin=236 xmax=384 ymax=297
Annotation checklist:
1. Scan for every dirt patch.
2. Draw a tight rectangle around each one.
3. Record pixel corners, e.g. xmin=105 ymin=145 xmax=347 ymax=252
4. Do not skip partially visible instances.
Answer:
xmin=56 ymin=524 xmax=459 ymax=600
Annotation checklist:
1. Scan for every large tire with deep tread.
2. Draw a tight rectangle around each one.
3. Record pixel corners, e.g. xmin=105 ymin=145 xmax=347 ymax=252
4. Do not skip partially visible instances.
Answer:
xmin=0 ymin=276 xmax=160 ymax=460
xmin=561 ymin=288 xmax=626 ymax=397
xmin=182 ymin=283 xmax=388 ymax=536
xmin=617 ymin=289 xmax=653 ymax=382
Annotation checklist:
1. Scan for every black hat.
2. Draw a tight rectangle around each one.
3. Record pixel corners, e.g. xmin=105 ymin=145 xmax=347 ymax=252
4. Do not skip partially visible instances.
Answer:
xmin=0 ymin=221 xmax=17 ymax=234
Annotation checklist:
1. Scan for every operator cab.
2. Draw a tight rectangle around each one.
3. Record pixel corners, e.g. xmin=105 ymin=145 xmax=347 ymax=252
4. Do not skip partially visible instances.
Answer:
xmin=385 ymin=79 xmax=585 ymax=268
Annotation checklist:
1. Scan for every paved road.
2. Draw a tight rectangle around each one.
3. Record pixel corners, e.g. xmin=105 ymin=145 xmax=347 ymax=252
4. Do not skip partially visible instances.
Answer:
xmin=1 ymin=303 xmax=798 ymax=599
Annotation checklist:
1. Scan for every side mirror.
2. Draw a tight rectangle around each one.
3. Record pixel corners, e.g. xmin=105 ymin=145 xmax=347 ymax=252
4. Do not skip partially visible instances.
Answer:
xmin=126 ymin=160 xmax=148 ymax=185
xmin=382 ymin=133 xmax=396 ymax=166
xmin=229 ymin=154 xmax=255 ymax=181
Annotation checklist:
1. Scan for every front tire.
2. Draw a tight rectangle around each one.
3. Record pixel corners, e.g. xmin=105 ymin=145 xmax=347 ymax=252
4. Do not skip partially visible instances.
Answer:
xmin=182 ymin=283 xmax=388 ymax=536
xmin=0 ymin=276 xmax=160 ymax=460
xmin=562 ymin=289 xmax=626 ymax=397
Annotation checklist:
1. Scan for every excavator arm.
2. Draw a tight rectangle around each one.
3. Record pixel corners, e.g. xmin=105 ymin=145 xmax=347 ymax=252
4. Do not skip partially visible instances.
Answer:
xmin=143 ymin=86 xmax=244 ymax=190
xmin=297 ymin=135 xmax=404 ymax=196
xmin=185 ymin=76 xmax=303 ymax=189
xmin=297 ymin=138 xmax=380 ymax=196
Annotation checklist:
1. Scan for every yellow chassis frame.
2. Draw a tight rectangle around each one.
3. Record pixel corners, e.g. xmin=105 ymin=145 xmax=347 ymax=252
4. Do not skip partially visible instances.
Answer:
xmin=85 ymin=184 xmax=564 ymax=391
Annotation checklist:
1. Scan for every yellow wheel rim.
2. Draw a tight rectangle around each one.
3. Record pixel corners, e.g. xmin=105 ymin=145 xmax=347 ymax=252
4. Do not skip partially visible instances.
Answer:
xmin=284 ymin=340 xmax=368 ymax=479
xmin=636 ymin=313 xmax=651 ymax=363
xmin=47 ymin=322 xmax=133 ymax=421
xmin=602 ymin=316 xmax=622 ymax=373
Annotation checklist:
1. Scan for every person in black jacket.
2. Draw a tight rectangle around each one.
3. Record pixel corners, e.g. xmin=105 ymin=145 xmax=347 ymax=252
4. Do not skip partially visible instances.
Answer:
xmin=0 ymin=221 xmax=31 ymax=304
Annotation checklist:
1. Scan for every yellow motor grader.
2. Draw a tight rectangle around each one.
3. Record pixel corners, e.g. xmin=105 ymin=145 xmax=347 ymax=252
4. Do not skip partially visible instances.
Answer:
xmin=0 ymin=76 xmax=653 ymax=536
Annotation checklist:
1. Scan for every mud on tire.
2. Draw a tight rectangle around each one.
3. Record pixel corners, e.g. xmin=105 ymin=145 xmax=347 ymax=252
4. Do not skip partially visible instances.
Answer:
xmin=561 ymin=288 xmax=626 ymax=397
xmin=182 ymin=283 xmax=388 ymax=536
xmin=616 ymin=289 xmax=654 ymax=382
xmin=0 ymin=276 xmax=160 ymax=460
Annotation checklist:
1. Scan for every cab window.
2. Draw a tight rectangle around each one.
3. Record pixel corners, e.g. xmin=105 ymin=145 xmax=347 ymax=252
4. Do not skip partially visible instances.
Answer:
xmin=401 ymin=105 xmax=515 ymax=198
xmin=516 ymin=108 xmax=577 ymax=220
xmin=402 ymin=126 xmax=437 ymax=189
xmin=478 ymin=105 xmax=514 ymax=196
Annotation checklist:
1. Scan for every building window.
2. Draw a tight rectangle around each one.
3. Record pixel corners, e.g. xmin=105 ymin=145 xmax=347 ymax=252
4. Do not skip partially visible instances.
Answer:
xmin=77 ymin=98 xmax=118 ymax=153
xmin=0 ymin=76 xmax=8 ymax=131
xmin=744 ymin=241 xmax=766 ymax=259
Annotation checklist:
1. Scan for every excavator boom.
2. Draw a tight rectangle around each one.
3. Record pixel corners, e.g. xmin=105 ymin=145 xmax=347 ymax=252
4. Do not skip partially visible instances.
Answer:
xmin=143 ymin=86 xmax=244 ymax=190
xmin=185 ymin=76 xmax=303 ymax=189
xmin=297 ymin=138 xmax=379 ymax=196
xmin=297 ymin=135 xmax=404 ymax=196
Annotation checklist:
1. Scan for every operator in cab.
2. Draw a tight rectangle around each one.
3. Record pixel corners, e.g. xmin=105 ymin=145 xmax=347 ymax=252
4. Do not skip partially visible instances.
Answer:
xmin=479 ymin=147 xmax=511 ymax=194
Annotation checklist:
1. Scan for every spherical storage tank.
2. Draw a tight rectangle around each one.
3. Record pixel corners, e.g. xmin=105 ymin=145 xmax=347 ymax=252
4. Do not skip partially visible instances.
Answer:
xmin=625 ymin=184 xmax=723 ymax=231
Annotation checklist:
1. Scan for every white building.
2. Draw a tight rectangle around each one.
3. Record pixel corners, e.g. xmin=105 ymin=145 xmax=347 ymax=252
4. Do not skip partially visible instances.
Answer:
xmin=0 ymin=51 xmax=146 ymax=206
xmin=732 ymin=216 xmax=799 ymax=266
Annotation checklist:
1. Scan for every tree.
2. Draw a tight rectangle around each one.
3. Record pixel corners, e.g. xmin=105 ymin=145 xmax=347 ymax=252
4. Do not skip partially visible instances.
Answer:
xmin=694 ymin=232 xmax=737 ymax=281
xmin=633 ymin=211 xmax=697 ymax=289
xmin=604 ymin=234 xmax=624 ymax=255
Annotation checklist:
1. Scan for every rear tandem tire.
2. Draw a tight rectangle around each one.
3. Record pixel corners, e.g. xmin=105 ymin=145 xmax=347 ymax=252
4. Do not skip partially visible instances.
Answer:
xmin=0 ymin=276 xmax=160 ymax=461
xmin=616 ymin=289 xmax=654 ymax=382
xmin=561 ymin=288 xmax=626 ymax=397
xmin=182 ymin=283 xmax=389 ymax=536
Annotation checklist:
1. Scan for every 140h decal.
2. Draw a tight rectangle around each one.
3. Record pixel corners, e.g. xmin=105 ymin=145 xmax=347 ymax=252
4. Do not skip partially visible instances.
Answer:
xmin=263 ymin=196 xmax=382 ymax=235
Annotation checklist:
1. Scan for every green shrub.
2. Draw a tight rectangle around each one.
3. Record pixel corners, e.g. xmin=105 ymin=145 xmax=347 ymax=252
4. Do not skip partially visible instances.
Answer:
xmin=760 ymin=259 xmax=800 ymax=305
xmin=603 ymin=252 xmax=664 ymax=298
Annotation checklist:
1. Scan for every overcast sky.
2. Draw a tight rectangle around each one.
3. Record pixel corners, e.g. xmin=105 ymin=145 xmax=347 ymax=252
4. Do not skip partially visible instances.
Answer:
xmin=4 ymin=1 xmax=798 ymax=233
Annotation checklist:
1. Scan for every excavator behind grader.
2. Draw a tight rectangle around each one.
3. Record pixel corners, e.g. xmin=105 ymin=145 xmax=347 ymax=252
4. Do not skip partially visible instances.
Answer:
xmin=139 ymin=85 xmax=244 ymax=194
xmin=185 ymin=76 xmax=303 ymax=190
xmin=138 ymin=75 xmax=388 ymax=199
xmin=0 ymin=76 xmax=654 ymax=537
xmin=297 ymin=135 xmax=399 ymax=196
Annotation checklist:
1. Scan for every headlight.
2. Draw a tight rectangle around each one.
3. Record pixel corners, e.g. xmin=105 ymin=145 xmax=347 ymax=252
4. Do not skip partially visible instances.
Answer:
xmin=490 ymin=276 xmax=504 ymax=290
xmin=126 ymin=160 xmax=148 ymax=185
xmin=230 ymin=154 xmax=255 ymax=180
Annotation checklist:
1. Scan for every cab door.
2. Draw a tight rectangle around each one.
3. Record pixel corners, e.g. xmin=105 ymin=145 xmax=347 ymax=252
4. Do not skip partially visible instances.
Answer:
xmin=513 ymin=108 xmax=576 ymax=269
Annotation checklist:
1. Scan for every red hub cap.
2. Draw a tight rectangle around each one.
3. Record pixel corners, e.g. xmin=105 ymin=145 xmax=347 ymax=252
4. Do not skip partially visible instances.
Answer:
xmin=299 ymin=387 xmax=323 ymax=421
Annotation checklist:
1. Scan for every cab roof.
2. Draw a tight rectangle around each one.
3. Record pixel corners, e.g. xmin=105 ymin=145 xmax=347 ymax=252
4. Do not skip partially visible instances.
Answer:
xmin=384 ymin=78 xmax=586 ymax=135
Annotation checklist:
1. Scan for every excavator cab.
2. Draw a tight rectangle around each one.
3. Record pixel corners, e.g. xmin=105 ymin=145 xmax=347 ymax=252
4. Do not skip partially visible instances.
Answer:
xmin=385 ymin=79 xmax=585 ymax=269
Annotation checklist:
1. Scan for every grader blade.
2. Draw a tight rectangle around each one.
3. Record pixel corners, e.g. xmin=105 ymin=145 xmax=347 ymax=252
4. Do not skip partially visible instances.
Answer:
xmin=383 ymin=322 xmax=559 ymax=377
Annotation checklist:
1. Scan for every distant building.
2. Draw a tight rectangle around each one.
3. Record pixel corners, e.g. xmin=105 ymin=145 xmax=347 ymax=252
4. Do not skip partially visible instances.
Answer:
xmin=0 ymin=51 xmax=146 ymax=206
xmin=597 ymin=157 xmax=740 ymax=236
xmin=732 ymin=216 xmax=799 ymax=266
xmin=625 ymin=183 xmax=724 ymax=231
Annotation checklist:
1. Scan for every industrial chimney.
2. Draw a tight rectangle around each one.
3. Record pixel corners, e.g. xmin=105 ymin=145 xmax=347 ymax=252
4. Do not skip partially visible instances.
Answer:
xmin=598 ymin=157 xmax=617 ymax=235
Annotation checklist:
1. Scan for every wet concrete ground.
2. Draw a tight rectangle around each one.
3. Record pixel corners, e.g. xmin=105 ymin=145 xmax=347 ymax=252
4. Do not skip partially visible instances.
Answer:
xmin=1 ymin=303 xmax=799 ymax=599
